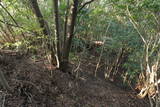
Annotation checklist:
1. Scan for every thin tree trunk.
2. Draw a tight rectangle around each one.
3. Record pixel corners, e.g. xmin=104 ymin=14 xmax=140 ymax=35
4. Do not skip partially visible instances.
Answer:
xmin=29 ymin=0 xmax=50 ymax=36
xmin=30 ymin=0 xmax=58 ymax=66
xmin=63 ymin=0 xmax=79 ymax=61
xmin=53 ymin=0 xmax=62 ymax=63
xmin=63 ymin=0 xmax=70 ymax=47
xmin=58 ymin=0 xmax=78 ymax=71
xmin=52 ymin=0 xmax=94 ymax=71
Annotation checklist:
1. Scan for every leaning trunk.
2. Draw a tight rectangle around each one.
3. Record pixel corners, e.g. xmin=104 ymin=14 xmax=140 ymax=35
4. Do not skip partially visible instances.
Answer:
xmin=29 ymin=0 xmax=50 ymax=36
xmin=30 ymin=0 xmax=58 ymax=66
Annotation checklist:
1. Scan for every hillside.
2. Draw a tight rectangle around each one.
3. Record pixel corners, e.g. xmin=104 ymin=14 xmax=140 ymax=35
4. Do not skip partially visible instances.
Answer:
xmin=0 ymin=53 xmax=149 ymax=107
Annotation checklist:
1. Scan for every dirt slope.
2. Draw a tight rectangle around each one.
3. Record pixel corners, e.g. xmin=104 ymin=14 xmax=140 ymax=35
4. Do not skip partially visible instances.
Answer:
xmin=0 ymin=54 xmax=149 ymax=107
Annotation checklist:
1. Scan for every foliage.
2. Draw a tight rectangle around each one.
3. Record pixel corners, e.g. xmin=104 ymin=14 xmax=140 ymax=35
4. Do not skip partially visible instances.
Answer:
xmin=0 ymin=0 xmax=159 ymax=94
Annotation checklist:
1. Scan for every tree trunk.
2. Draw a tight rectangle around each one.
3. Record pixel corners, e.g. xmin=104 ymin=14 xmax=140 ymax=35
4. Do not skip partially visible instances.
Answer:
xmin=64 ymin=0 xmax=78 ymax=60
xmin=52 ymin=0 xmax=94 ymax=72
xmin=60 ymin=0 xmax=79 ymax=71
xmin=29 ymin=0 xmax=50 ymax=36
xmin=30 ymin=0 xmax=58 ymax=66
xmin=53 ymin=0 xmax=62 ymax=63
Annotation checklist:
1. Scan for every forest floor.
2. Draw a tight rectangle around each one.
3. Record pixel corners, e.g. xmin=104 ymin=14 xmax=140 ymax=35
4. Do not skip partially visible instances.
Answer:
xmin=0 ymin=51 xmax=150 ymax=107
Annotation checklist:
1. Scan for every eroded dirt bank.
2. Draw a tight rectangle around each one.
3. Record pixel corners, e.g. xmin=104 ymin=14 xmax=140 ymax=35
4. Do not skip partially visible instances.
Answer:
xmin=0 ymin=53 xmax=149 ymax=107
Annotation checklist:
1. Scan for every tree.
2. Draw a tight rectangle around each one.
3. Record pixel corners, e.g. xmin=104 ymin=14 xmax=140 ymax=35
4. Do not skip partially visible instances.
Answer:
xmin=28 ymin=0 xmax=95 ymax=72
xmin=52 ymin=0 xmax=95 ymax=72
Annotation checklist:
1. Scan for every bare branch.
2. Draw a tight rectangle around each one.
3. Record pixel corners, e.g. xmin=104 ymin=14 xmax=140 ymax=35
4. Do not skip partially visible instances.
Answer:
xmin=78 ymin=0 xmax=95 ymax=12
xmin=126 ymin=5 xmax=147 ymax=45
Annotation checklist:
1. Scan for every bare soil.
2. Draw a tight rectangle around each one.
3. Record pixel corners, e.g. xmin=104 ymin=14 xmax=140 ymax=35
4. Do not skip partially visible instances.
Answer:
xmin=0 ymin=52 xmax=149 ymax=107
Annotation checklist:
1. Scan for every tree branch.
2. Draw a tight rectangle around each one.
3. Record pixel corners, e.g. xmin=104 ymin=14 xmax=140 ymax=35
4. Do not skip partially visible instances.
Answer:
xmin=0 ymin=19 xmax=24 ymax=28
xmin=78 ymin=0 xmax=95 ymax=12
xmin=0 ymin=3 xmax=25 ymax=38
xmin=0 ymin=19 xmax=37 ymax=35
